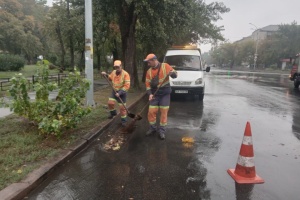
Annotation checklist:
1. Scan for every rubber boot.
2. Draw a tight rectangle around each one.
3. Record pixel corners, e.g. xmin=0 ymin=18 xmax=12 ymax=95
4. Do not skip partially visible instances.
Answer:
xmin=146 ymin=125 xmax=157 ymax=136
xmin=108 ymin=110 xmax=117 ymax=119
xmin=158 ymin=126 xmax=166 ymax=140
xmin=121 ymin=117 xmax=127 ymax=127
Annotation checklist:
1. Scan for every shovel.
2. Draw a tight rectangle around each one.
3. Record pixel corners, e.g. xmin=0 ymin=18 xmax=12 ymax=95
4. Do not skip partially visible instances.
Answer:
xmin=102 ymin=74 xmax=136 ymax=119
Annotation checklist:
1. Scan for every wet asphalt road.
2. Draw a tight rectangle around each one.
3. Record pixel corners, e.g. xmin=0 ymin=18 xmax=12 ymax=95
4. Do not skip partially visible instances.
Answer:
xmin=26 ymin=69 xmax=300 ymax=200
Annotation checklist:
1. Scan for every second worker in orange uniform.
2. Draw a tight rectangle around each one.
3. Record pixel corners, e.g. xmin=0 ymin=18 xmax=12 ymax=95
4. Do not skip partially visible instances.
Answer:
xmin=101 ymin=60 xmax=130 ymax=126
xmin=144 ymin=54 xmax=177 ymax=140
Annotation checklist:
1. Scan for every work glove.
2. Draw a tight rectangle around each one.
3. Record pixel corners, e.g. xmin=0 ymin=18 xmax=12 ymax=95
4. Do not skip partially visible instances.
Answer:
xmin=149 ymin=94 xmax=154 ymax=101
xmin=101 ymin=71 xmax=109 ymax=78
xmin=169 ymin=70 xmax=177 ymax=78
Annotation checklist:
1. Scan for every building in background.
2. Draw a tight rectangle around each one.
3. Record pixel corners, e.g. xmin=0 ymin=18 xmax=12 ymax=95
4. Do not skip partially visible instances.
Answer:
xmin=235 ymin=25 xmax=279 ymax=44
xmin=251 ymin=25 xmax=279 ymax=41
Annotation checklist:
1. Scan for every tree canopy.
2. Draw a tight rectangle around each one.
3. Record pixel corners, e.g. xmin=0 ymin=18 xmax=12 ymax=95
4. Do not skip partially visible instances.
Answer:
xmin=0 ymin=0 xmax=47 ymax=63
xmin=0 ymin=0 xmax=230 ymax=86
xmin=94 ymin=0 xmax=229 ymax=86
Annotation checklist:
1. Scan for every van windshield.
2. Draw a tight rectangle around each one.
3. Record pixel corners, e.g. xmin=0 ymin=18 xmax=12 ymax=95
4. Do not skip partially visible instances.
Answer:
xmin=164 ymin=55 xmax=201 ymax=71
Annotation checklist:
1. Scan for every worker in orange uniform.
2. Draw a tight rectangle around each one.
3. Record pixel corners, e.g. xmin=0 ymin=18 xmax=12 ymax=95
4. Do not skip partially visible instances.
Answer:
xmin=101 ymin=60 xmax=130 ymax=126
xmin=144 ymin=54 xmax=177 ymax=140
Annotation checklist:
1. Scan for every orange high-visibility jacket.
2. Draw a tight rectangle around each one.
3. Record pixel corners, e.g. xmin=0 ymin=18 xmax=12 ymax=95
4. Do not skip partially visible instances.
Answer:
xmin=108 ymin=70 xmax=130 ymax=92
xmin=145 ymin=63 xmax=175 ymax=91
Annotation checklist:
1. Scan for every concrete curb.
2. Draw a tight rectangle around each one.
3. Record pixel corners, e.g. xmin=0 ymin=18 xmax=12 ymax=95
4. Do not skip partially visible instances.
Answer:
xmin=0 ymin=92 xmax=147 ymax=200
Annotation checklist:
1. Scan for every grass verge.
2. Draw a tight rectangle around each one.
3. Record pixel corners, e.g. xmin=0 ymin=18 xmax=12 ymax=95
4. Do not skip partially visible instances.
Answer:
xmin=0 ymin=83 xmax=145 ymax=190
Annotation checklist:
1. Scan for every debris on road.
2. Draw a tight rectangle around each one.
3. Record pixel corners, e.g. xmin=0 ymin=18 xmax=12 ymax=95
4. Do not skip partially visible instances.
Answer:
xmin=102 ymin=135 xmax=125 ymax=151
xmin=182 ymin=137 xmax=195 ymax=143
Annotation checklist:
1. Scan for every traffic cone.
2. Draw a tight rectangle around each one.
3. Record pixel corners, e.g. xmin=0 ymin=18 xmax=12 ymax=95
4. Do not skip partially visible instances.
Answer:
xmin=227 ymin=122 xmax=264 ymax=184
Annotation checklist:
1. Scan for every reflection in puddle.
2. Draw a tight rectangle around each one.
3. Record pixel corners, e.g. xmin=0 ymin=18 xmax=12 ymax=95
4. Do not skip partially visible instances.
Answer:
xmin=235 ymin=182 xmax=254 ymax=200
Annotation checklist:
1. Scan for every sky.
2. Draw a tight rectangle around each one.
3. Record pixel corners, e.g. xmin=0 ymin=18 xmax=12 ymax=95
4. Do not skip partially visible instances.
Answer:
xmin=202 ymin=0 xmax=300 ymax=52
xmin=46 ymin=0 xmax=52 ymax=6
xmin=47 ymin=0 xmax=300 ymax=52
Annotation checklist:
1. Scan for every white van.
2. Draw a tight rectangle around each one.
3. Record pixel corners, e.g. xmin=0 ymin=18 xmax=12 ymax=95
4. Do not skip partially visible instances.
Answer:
xmin=163 ymin=46 xmax=210 ymax=100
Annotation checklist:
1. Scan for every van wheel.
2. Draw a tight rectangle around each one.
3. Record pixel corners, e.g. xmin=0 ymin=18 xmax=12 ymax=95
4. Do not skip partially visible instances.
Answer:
xmin=294 ymin=76 xmax=300 ymax=88
xmin=199 ymin=94 xmax=204 ymax=101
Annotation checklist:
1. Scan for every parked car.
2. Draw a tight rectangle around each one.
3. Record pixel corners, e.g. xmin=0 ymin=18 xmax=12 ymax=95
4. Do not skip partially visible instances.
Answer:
xmin=289 ymin=53 xmax=300 ymax=88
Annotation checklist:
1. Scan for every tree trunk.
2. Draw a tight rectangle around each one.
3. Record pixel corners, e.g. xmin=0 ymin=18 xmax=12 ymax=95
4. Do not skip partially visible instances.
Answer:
xmin=79 ymin=50 xmax=84 ymax=72
xmin=142 ymin=64 xmax=150 ymax=83
xmin=67 ymin=0 xmax=74 ymax=70
xmin=96 ymin=44 xmax=101 ymax=71
xmin=55 ymin=21 xmax=65 ymax=72
xmin=112 ymin=39 xmax=119 ymax=60
xmin=119 ymin=3 xmax=139 ymax=88
xmin=122 ymin=33 xmax=139 ymax=87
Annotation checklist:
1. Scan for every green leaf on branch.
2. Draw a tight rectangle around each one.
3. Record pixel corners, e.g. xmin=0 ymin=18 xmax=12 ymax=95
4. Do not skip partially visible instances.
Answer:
xmin=9 ymin=65 xmax=91 ymax=138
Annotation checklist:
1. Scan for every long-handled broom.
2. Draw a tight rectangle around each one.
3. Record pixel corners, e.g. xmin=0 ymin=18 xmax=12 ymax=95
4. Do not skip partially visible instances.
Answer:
xmin=102 ymin=74 xmax=136 ymax=119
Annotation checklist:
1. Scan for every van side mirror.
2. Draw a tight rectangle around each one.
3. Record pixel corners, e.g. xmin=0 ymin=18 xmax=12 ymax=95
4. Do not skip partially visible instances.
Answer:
xmin=205 ymin=66 xmax=210 ymax=72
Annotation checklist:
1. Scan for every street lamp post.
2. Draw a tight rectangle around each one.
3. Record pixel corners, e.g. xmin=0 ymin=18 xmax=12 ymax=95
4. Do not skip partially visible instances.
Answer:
xmin=249 ymin=23 xmax=259 ymax=71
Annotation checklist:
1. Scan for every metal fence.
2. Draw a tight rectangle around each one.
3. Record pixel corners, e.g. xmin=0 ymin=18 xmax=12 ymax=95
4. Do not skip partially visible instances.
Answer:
xmin=0 ymin=73 xmax=75 ymax=91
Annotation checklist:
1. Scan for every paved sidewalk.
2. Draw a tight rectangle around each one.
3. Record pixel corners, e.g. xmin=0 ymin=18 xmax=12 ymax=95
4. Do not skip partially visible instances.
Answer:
xmin=0 ymin=89 xmax=146 ymax=200
xmin=0 ymin=108 xmax=12 ymax=118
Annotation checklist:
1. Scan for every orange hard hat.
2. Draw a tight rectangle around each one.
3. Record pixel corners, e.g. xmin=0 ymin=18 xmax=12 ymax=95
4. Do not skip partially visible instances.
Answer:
xmin=113 ymin=60 xmax=122 ymax=67
xmin=143 ymin=53 xmax=157 ymax=62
